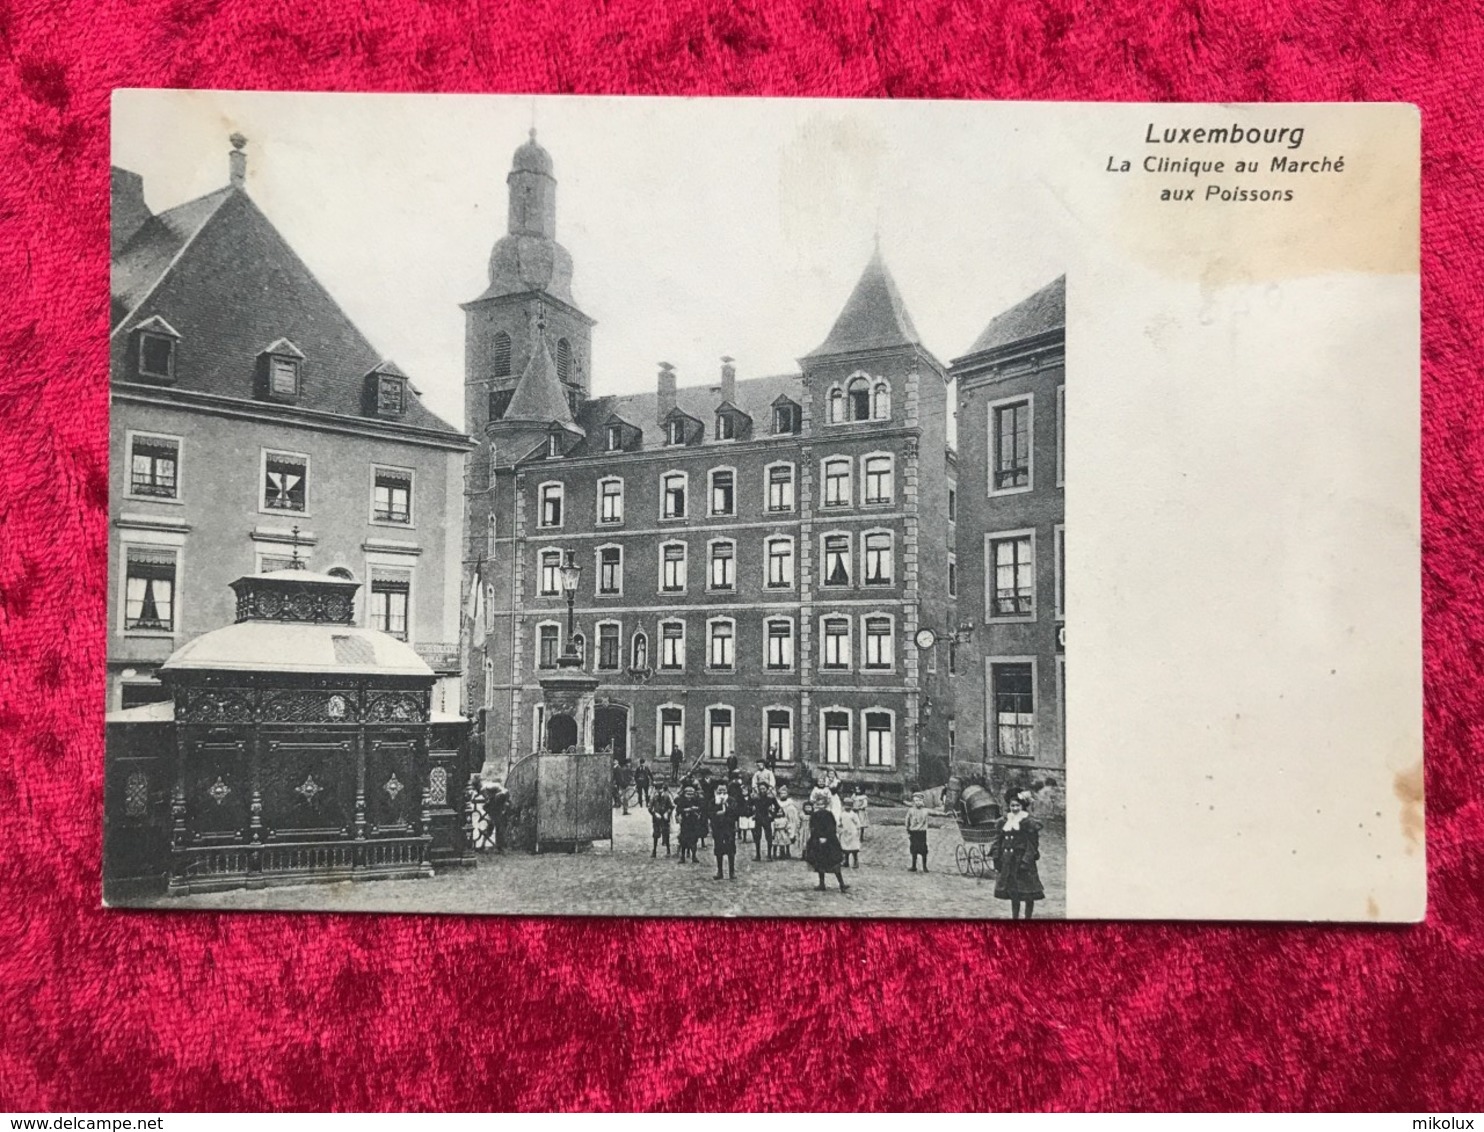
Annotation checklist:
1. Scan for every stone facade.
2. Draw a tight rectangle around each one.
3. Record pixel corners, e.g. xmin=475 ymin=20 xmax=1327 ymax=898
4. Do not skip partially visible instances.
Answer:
xmin=950 ymin=277 xmax=1066 ymax=811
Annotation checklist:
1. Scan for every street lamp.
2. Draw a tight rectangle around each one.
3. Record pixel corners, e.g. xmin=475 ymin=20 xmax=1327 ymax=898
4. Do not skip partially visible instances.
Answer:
xmin=558 ymin=550 xmax=582 ymax=667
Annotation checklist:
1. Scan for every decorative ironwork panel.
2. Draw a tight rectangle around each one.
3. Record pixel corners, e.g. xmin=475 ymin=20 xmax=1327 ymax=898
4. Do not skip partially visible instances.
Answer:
xmin=124 ymin=771 xmax=150 ymax=818
xmin=260 ymin=738 xmax=356 ymax=839
xmin=260 ymin=688 xmax=360 ymax=724
xmin=234 ymin=582 xmax=356 ymax=625
xmin=366 ymin=735 xmax=422 ymax=833
xmin=426 ymin=765 xmax=448 ymax=806
xmin=177 ymin=688 xmax=255 ymax=724
xmin=365 ymin=691 xmax=428 ymax=723
xmin=184 ymin=737 xmax=249 ymax=839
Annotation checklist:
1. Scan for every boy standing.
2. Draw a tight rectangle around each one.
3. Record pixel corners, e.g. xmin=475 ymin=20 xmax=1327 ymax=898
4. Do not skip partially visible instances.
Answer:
xmin=650 ymin=783 xmax=674 ymax=858
xmin=676 ymin=785 xmax=704 ymax=863
xmin=906 ymin=792 xmax=931 ymax=872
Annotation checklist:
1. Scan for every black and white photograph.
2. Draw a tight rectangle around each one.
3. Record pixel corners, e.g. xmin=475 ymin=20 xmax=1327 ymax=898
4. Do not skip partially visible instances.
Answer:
xmin=104 ymin=93 xmax=1419 ymax=922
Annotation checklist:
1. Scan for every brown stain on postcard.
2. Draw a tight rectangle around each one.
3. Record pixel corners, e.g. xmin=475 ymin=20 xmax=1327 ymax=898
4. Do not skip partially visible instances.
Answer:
xmin=1393 ymin=762 xmax=1424 ymax=853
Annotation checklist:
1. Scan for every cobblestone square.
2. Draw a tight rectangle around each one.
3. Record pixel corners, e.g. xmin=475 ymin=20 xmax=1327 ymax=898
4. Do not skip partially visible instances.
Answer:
xmin=157 ymin=806 xmax=1066 ymax=920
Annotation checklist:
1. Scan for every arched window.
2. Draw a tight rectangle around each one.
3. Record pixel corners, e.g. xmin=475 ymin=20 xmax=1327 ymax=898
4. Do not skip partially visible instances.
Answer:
xmin=847 ymin=377 xmax=871 ymax=421
xmin=872 ymin=382 xmax=891 ymax=420
xmin=556 ymin=338 xmax=572 ymax=383
xmin=828 ymin=387 xmax=845 ymax=424
xmin=493 ymin=331 xmax=512 ymax=378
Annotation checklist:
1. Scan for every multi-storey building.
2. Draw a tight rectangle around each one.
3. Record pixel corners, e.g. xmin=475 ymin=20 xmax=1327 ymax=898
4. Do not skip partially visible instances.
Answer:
xmin=949 ymin=276 xmax=1066 ymax=810
xmin=465 ymin=133 xmax=956 ymax=793
xmin=108 ymin=136 xmax=472 ymax=714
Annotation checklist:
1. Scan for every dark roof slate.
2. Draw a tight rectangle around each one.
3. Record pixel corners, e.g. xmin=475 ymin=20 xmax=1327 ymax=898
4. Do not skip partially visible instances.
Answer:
xmin=502 ymin=336 xmax=577 ymax=429
xmin=575 ymin=372 xmax=801 ymax=451
xmin=110 ymin=182 xmax=461 ymax=436
xmin=805 ymin=249 xmax=922 ymax=358
xmin=963 ymin=275 xmax=1066 ymax=357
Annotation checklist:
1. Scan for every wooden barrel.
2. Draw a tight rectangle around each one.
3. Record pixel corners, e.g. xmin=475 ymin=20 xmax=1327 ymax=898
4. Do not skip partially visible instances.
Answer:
xmin=960 ymin=785 xmax=1000 ymax=826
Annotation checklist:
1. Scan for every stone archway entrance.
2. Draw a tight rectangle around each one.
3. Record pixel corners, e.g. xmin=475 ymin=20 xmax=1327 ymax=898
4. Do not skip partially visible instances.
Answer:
xmin=594 ymin=704 xmax=629 ymax=764
xmin=545 ymin=712 xmax=578 ymax=753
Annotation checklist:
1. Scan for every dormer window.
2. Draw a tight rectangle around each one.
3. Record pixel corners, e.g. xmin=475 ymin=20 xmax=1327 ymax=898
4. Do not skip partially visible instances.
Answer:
xmin=131 ymin=316 xmax=180 ymax=384
xmin=547 ymin=433 xmax=562 ymax=458
xmin=606 ymin=425 xmax=623 ymax=452
xmin=716 ymin=412 xmax=735 ymax=441
xmin=773 ymin=403 xmax=797 ymax=434
xmin=258 ymin=338 xmax=305 ymax=403
xmin=667 ymin=419 xmax=685 ymax=445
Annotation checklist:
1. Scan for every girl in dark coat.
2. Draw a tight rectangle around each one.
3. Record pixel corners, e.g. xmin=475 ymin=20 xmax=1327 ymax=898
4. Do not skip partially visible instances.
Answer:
xmin=991 ymin=793 xmax=1046 ymax=919
xmin=675 ymin=786 xmax=705 ymax=863
xmin=803 ymin=788 xmax=849 ymax=892
xmin=709 ymin=787 xmax=740 ymax=880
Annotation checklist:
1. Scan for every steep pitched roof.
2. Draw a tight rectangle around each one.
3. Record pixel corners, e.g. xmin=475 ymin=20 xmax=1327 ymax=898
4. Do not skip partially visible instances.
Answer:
xmin=109 ymin=181 xmax=461 ymax=436
xmin=805 ymin=249 xmax=922 ymax=359
xmin=502 ymin=335 xmax=577 ymax=429
xmin=575 ymin=373 xmax=801 ymax=451
xmin=962 ymin=275 xmax=1066 ymax=357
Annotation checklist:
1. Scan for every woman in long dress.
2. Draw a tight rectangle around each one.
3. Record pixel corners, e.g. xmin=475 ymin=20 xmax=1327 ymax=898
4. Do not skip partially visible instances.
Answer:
xmin=991 ymin=792 xmax=1046 ymax=919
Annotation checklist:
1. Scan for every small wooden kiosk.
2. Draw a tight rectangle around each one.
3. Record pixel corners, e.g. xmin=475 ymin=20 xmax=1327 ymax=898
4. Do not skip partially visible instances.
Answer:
xmin=105 ymin=565 xmax=471 ymax=896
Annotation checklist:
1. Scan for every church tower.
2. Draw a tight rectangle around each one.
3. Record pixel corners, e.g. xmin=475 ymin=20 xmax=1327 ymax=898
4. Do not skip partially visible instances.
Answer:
xmin=463 ymin=130 xmax=595 ymax=443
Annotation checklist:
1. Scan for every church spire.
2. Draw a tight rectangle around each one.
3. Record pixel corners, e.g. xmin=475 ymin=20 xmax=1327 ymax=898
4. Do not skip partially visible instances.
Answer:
xmin=501 ymin=313 xmax=578 ymax=430
xmin=805 ymin=245 xmax=923 ymax=358
xmin=507 ymin=128 xmax=556 ymax=239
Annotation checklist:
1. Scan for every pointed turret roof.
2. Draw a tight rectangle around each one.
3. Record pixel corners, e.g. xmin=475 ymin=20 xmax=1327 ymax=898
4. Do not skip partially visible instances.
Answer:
xmin=805 ymin=248 xmax=923 ymax=358
xmin=502 ymin=334 xmax=579 ymax=430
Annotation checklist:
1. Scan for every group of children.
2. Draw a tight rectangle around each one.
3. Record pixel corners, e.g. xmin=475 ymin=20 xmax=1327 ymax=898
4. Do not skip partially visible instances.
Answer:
xmin=639 ymin=766 xmax=885 ymax=882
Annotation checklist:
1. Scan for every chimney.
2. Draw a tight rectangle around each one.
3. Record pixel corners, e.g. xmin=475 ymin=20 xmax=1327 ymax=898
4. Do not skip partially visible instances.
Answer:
xmin=657 ymin=362 xmax=677 ymax=421
xmin=228 ymin=133 xmax=248 ymax=189
xmin=110 ymin=167 xmax=151 ymax=257
xmin=720 ymin=356 xmax=736 ymax=405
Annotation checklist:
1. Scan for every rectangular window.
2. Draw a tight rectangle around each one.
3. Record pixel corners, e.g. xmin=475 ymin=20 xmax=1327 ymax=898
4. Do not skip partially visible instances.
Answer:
xmin=369 ymin=575 xmax=410 ymax=640
xmin=823 ymin=460 xmax=850 ymax=508
xmin=662 ymin=473 xmax=687 ymax=518
xmin=766 ymin=619 xmax=794 ymax=670
xmin=715 ymin=413 xmax=735 ymax=441
xmin=767 ymin=465 xmax=795 ymax=511
xmin=661 ymin=544 xmax=687 ymax=592
xmin=538 ymin=624 xmax=560 ymax=668
xmin=263 ymin=452 xmax=307 ymax=512
xmin=948 ymin=487 xmax=957 ymax=522
xmin=372 ymin=468 xmax=412 ymax=524
xmin=767 ymin=538 xmax=793 ymax=588
xmin=660 ymin=622 xmax=684 ymax=669
xmin=993 ymin=663 xmax=1035 ymax=760
xmin=123 ymin=546 xmax=176 ymax=632
xmin=773 ymin=404 xmax=795 ymax=434
xmin=864 ymin=456 xmax=893 ymax=504
xmin=709 ymin=542 xmax=735 ymax=590
xmin=129 ymin=436 xmax=179 ymax=499
xmin=606 ymin=425 xmax=623 ymax=452
xmin=138 ymin=333 xmax=175 ymax=380
xmin=991 ymin=534 xmax=1035 ymax=617
xmin=539 ymin=483 xmax=563 ymax=528
xmin=766 ymin=709 xmax=794 ymax=763
xmin=1055 ymin=526 xmax=1065 ymax=619
xmin=599 ymin=479 xmax=623 ymax=523
xmin=708 ymin=621 xmax=734 ymax=670
xmin=710 ymin=470 xmax=735 ymax=516
xmin=949 ymin=555 xmax=958 ymax=598
xmin=864 ymin=711 xmax=894 ymax=767
xmin=660 ymin=707 xmax=683 ymax=759
xmin=708 ymin=707 xmax=734 ymax=763
xmin=598 ymin=623 xmax=620 ymax=670
xmin=269 ymin=356 xmax=299 ymax=397
xmin=599 ymin=547 xmax=622 ymax=595
xmin=994 ymin=401 xmax=1031 ymax=490
xmin=822 ymin=618 xmax=850 ymax=669
xmin=667 ymin=419 xmax=685 ymax=445
xmin=823 ymin=535 xmax=851 ymax=587
xmin=539 ymin=550 xmax=562 ymax=596
xmin=864 ymin=532 xmax=892 ymax=585
xmin=863 ymin=617 xmax=892 ymax=669
xmin=533 ymin=704 xmax=545 ymax=751
xmin=823 ymin=711 xmax=850 ymax=765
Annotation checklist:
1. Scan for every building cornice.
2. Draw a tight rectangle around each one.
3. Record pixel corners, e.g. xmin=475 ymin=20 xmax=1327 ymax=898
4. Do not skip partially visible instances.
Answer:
xmin=111 ymin=384 xmax=476 ymax=452
xmin=950 ymin=328 xmax=1065 ymax=382
xmin=799 ymin=341 xmax=948 ymax=378
xmin=459 ymin=288 xmax=597 ymax=327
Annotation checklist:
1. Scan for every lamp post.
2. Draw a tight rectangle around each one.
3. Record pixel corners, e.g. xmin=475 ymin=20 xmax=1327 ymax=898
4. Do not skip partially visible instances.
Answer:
xmin=558 ymin=550 xmax=582 ymax=668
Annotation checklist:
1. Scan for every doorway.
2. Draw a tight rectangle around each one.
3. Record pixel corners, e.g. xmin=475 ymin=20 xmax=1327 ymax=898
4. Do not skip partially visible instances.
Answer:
xmin=546 ymin=713 xmax=578 ymax=753
xmin=593 ymin=704 xmax=629 ymax=764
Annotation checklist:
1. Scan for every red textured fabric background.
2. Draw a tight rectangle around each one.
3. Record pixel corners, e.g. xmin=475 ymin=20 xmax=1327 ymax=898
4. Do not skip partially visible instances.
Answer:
xmin=1 ymin=0 xmax=1481 ymax=1113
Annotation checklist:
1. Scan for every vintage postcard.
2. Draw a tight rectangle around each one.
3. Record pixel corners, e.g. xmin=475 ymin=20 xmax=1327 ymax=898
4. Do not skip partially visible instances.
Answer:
xmin=104 ymin=92 xmax=1421 ymax=921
